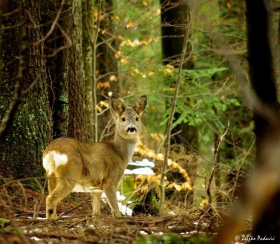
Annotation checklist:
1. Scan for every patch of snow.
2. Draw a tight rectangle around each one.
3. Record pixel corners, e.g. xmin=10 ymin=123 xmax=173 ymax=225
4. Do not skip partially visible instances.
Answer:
xmin=124 ymin=167 xmax=154 ymax=175
xmin=119 ymin=202 xmax=133 ymax=216
xmin=31 ymin=237 xmax=42 ymax=241
xmin=117 ymin=191 xmax=126 ymax=201
xmin=102 ymin=191 xmax=132 ymax=216
xmin=125 ymin=158 xmax=155 ymax=175
xmin=128 ymin=159 xmax=155 ymax=167
xmin=36 ymin=217 xmax=46 ymax=220
xmin=169 ymin=211 xmax=176 ymax=215
xmin=102 ymin=159 xmax=156 ymax=216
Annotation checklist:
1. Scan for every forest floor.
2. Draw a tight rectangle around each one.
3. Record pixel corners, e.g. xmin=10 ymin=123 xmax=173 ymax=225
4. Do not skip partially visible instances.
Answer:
xmin=0 ymin=185 xmax=251 ymax=244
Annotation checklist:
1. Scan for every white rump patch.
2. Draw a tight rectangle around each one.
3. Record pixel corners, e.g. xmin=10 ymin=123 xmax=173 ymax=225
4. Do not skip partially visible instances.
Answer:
xmin=43 ymin=151 xmax=68 ymax=175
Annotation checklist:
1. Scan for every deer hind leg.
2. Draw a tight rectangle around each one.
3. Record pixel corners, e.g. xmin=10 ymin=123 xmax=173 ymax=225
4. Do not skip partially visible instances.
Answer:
xmin=47 ymin=173 xmax=56 ymax=195
xmin=103 ymin=185 xmax=121 ymax=217
xmin=91 ymin=192 xmax=102 ymax=216
xmin=46 ymin=177 xmax=75 ymax=220
xmin=46 ymin=174 xmax=57 ymax=219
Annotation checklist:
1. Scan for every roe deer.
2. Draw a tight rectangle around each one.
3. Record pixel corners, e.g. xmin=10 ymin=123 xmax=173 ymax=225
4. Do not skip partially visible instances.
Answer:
xmin=43 ymin=95 xmax=147 ymax=219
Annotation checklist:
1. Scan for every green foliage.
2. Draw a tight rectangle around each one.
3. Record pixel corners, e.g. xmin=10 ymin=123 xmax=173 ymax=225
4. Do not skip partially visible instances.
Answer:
xmin=120 ymin=177 xmax=135 ymax=200
xmin=185 ymin=235 xmax=212 ymax=244
xmin=108 ymin=0 xmax=254 ymax=173
xmin=25 ymin=179 xmax=44 ymax=192
xmin=134 ymin=232 xmax=183 ymax=244
xmin=134 ymin=233 xmax=212 ymax=244
xmin=0 ymin=218 xmax=10 ymax=228
xmin=161 ymin=67 xmax=241 ymax=130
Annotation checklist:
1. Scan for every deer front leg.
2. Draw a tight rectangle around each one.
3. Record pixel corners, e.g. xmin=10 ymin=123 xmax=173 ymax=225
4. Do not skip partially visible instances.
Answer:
xmin=91 ymin=192 xmax=102 ymax=216
xmin=103 ymin=185 xmax=121 ymax=217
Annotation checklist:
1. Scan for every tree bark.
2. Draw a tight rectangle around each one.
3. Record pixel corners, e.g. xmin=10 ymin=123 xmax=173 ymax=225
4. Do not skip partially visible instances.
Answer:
xmin=0 ymin=0 xmax=50 ymax=179
xmin=82 ymin=0 xmax=95 ymax=142
xmin=42 ymin=0 xmax=87 ymax=142
xmin=66 ymin=0 xmax=86 ymax=141
xmin=41 ymin=1 xmax=69 ymax=139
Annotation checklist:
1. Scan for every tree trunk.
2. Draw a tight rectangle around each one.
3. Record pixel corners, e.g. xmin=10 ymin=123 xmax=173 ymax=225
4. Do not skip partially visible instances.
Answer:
xmin=41 ymin=1 xmax=69 ymax=139
xmin=245 ymin=0 xmax=280 ymax=241
xmin=96 ymin=0 xmax=119 ymax=94
xmin=82 ymin=0 xmax=95 ymax=142
xmin=96 ymin=0 xmax=119 ymax=141
xmin=0 ymin=0 xmax=50 ymax=179
xmin=160 ymin=0 xmax=196 ymax=151
xmin=266 ymin=0 xmax=279 ymax=85
xmin=42 ymin=0 xmax=87 ymax=142
xmin=66 ymin=0 xmax=86 ymax=141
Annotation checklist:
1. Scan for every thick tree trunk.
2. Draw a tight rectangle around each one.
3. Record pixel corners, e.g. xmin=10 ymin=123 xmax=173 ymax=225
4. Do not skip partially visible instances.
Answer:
xmin=41 ymin=1 xmax=69 ymax=139
xmin=0 ymin=0 xmax=50 ymax=179
xmin=66 ymin=0 xmax=86 ymax=141
xmin=245 ymin=0 xmax=280 ymax=241
xmin=42 ymin=0 xmax=87 ymax=142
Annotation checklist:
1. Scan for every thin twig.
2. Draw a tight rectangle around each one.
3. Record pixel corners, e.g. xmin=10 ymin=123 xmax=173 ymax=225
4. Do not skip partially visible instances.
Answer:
xmin=159 ymin=10 xmax=193 ymax=214
xmin=206 ymin=121 xmax=230 ymax=204
xmin=42 ymin=23 xmax=72 ymax=58
xmin=86 ymin=0 xmax=102 ymax=143
xmin=33 ymin=0 xmax=66 ymax=46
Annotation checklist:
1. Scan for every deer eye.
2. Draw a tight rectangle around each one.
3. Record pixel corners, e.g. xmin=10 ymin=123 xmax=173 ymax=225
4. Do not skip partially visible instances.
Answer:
xmin=121 ymin=117 xmax=126 ymax=122
xmin=135 ymin=117 xmax=139 ymax=122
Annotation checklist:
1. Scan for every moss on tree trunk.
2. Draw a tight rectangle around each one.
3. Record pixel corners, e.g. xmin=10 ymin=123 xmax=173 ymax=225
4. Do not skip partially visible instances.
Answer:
xmin=0 ymin=0 xmax=50 ymax=179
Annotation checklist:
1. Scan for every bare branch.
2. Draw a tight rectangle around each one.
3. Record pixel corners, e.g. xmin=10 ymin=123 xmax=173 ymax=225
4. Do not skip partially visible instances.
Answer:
xmin=85 ymin=0 xmax=102 ymax=143
xmin=33 ymin=0 xmax=66 ymax=46
xmin=42 ymin=23 xmax=72 ymax=58
xmin=0 ymin=81 xmax=22 ymax=140
xmin=1 ymin=9 xmax=19 ymax=18
xmin=159 ymin=3 xmax=193 ymax=215
xmin=206 ymin=121 xmax=230 ymax=204
xmin=1 ymin=22 xmax=23 ymax=30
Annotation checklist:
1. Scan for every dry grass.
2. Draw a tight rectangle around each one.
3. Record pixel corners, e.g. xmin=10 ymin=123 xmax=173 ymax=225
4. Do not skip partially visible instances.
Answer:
xmin=0 ymin=181 xmax=252 ymax=244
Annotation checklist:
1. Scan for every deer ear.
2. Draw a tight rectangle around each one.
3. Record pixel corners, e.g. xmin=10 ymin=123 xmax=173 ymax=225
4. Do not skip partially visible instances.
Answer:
xmin=111 ymin=96 xmax=125 ymax=118
xmin=133 ymin=95 xmax=147 ymax=115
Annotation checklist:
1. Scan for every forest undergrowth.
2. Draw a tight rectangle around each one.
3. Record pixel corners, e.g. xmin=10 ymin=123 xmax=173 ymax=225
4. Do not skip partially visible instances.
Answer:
xmin=0 ymin=185 xmax=251 ymax=244
xmin=0 ymin=148 xmax=252 ymax=244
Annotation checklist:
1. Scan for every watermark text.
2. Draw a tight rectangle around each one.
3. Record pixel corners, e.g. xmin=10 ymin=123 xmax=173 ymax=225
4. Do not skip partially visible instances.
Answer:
xmin=234 ymin=235 xmax=275 ymax=242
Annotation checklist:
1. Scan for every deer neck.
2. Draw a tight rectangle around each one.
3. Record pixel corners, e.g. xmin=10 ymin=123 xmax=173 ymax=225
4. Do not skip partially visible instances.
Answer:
xmin=113 ymin=133 xmax=138 ymax=164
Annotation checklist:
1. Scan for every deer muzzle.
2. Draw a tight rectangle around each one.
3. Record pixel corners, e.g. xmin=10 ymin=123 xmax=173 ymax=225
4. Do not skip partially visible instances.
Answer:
xmin=127 ymin=126 xmax=137 ymax=134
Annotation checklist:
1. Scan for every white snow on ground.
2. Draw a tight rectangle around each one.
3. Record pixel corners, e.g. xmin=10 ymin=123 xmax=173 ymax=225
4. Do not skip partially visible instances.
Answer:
xmin=124 ymin=158 xmax=155 ymax=175
xmin=124 ymin=167 xmax=154 ymax=175
xmin=119 ymin=201 xmax=133 ymax=216
xmin=102 ymin=158 xmax=155 ymax=216
xmin=128 ymin=158 xmax=155 ymax=168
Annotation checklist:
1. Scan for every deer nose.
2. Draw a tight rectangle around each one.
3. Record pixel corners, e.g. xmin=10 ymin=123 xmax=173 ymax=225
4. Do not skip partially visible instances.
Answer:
xmin=127 ymin=126 xmax=137 ymax=133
